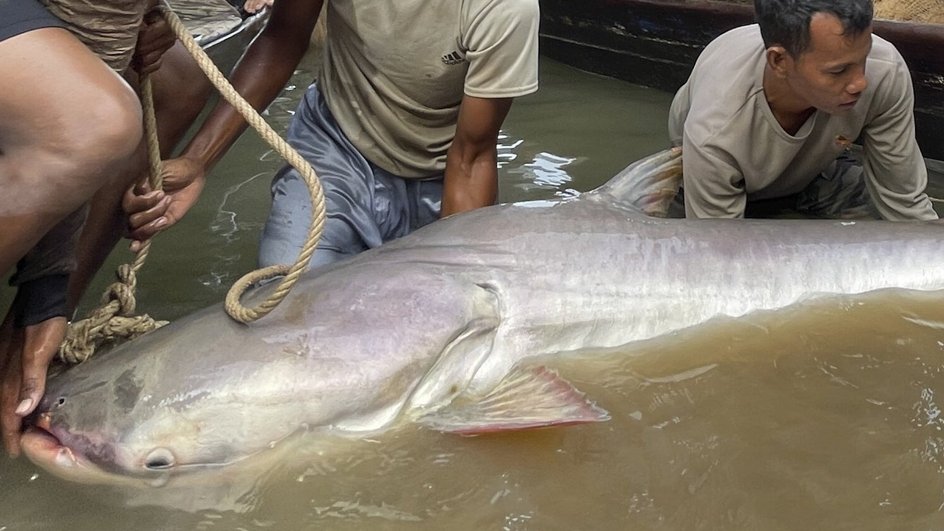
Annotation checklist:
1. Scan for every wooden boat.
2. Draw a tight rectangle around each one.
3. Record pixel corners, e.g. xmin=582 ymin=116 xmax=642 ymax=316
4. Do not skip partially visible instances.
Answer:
xmin=539 ymin=0 xmax=944 ymax=161
xmin=171 ymin=0 xmax=267 ymax=69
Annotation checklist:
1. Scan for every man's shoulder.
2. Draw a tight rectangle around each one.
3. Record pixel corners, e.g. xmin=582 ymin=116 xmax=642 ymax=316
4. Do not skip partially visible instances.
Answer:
xmin=682 ymin=25 xmax=766 ymax=139
xmin=712 ymin=24 xmax=763 ymax=44
xmin=692 ymin=25 xmax=765 ymax=77
xmin=867 ymin=34 xmax=908 ymax=70
xmin=861 ymin=33 xmax=912 ymax=103
xmin=463 ymin=0 xmax=539 ymax=22
xmin=470 ymin=0 xmax=539 ymax=10
xmin=704 ymin=24 xmax=763 ymax=54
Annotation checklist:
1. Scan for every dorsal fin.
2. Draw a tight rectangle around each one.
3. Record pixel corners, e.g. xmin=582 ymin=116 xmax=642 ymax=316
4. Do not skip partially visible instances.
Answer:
xmin=586 ymin=147 xmax=683 ymax=217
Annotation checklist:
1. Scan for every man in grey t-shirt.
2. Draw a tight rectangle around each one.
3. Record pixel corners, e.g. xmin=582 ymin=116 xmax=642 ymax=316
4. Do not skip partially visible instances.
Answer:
xmin=128 ymin=0 xmax=541 ymax=269
xmin=668 ymin=0 xmax=937 ymax=221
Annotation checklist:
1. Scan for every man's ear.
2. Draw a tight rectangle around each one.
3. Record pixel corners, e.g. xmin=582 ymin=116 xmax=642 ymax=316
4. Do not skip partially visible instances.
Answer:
xmin=765 ymin=45 xmax=791 ymax=77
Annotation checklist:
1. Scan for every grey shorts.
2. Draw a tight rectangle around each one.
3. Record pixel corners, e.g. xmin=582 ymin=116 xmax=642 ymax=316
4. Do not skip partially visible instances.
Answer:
xmin=259 ymin=83 xmax=443 ymax=270
xmin=0 ymin=0 xmax=65 ymax=42
xmin=790 ymin=154 xmax=878 ymax=219
xmin=672 ymin=153 xmax=879 ymax=219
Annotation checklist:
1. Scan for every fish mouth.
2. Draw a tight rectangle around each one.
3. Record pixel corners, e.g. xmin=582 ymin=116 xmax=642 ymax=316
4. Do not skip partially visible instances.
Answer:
xmin=19 ymin=415 xmax=126 ymax=485
xmin=21 ymin=424 xmax=95 ymax=474
xmin=21 ymin=415 xmax=181 ymax=488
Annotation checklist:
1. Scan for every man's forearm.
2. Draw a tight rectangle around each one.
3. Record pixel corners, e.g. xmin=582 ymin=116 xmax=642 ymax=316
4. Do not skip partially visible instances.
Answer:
xmin=440 ymin=147 xmax=498 ymax=217
xmin=180 ymin=35 xmax=308 ymax=170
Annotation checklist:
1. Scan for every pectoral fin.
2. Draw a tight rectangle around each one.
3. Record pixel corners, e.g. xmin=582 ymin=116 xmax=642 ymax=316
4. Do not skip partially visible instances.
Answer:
xmin=417 ymin=365 xmax=609 ymax=436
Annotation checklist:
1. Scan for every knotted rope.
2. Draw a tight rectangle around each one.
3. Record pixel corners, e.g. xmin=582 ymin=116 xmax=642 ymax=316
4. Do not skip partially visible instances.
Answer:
xmin=60 ymin=2 xmax=326 ymax=362
xmin=59 ymin=77 xmax=169 ymax=364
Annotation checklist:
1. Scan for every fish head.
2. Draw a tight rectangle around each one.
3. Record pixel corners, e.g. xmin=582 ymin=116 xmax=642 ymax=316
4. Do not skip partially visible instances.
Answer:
xmin=18 ymin=300 xmax=405 ymax=487
xmin=19 ymin=314 xmax=291 ymax=487
xmin=21 ymin=366 xmax=303 ymax=489
xmin=22 ymin=370 xmax=283 ymax=489
xmin=21 ymin=362 xmax=180 ymax=487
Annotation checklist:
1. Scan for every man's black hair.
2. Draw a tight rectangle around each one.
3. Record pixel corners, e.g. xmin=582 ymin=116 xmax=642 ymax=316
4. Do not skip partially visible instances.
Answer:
xmin=753 ymin=0 xmax=873 ymax=57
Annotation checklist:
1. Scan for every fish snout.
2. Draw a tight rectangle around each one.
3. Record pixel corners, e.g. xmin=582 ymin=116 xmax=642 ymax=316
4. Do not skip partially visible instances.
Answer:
xmin=22 ymin=389 xmax=70 ymax=434
xmin=22 ymin=395 xmax=73 ymax=450
xmin=22 ymin=408 xmax=50 ymax=432
xmin=20 ymin=410 xmax=86 ymax=473
xmin=21 ymin=408 xmax=60 ymax=451
xmin=24 ymin=404 xmax=121 ymax=470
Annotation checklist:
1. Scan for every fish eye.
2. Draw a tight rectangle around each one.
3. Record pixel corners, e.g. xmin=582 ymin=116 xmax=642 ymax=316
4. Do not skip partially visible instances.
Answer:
xmin=144 ymin=448 xmax=176 ymax=470
xmin=56 ymin=397 xmax=66 ymax=407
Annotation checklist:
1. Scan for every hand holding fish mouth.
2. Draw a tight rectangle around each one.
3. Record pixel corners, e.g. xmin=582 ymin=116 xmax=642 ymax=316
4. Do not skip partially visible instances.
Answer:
xmin=0 ymin=314 xmax=67 ymax=457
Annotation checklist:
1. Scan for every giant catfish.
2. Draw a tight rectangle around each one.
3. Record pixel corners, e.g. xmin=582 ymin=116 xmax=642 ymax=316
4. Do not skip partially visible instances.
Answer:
xmin=20 ymin=149 xmax=944 ymax=489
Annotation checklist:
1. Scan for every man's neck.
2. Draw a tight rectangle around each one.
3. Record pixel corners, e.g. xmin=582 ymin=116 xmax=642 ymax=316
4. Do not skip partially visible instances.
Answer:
xmin=762 ymin=65 xmax=815 ymax=136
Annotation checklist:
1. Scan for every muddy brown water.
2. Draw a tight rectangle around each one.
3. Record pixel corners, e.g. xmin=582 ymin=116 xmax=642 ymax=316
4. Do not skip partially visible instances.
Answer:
xmin=1 ymin=50 xmax=943 ymax=530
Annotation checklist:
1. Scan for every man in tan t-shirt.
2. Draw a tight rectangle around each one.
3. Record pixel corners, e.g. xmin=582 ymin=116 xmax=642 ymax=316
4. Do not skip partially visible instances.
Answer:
xmin=127 ymin=0 xmax=541 ymax=269
xmin=668 ymin=0 xmax=937 ymax=221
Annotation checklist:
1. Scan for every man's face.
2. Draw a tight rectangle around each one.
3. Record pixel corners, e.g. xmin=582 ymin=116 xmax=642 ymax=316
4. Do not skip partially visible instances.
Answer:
xmin=783 ymin=13 xmax=873 ymax=114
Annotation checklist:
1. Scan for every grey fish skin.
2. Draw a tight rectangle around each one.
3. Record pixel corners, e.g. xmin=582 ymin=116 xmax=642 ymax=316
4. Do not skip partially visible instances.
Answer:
xmin=21 ymin=168 xmax=944 ymax=487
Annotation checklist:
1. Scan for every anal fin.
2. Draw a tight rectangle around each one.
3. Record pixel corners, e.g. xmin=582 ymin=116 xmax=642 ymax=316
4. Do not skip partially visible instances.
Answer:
xmin=416 ymin=365 xmax=609 ymax=436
